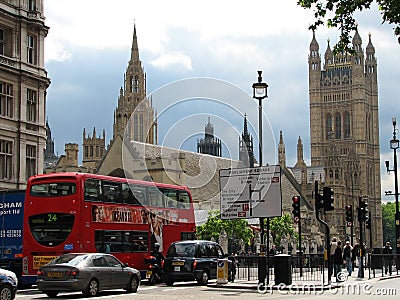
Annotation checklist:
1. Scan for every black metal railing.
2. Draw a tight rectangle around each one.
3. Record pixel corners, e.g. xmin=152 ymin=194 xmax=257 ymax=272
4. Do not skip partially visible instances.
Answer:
xmin=233 ymin=253 xmax=325 ymax=283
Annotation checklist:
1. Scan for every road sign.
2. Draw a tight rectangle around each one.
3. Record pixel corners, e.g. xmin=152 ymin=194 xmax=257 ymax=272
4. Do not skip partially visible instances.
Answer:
xmin=219 ymin=165 xmax=282 ymax=219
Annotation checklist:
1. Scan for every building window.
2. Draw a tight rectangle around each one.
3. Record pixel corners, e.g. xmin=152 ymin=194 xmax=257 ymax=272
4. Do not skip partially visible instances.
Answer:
xmin=26 ymin=145 xmax=37 ymax=180
xmin=133 ymin=115 xmax=138 ymax=140
xmin=28 ymin=0 xmax=37 ymax=11
xmin=139 ymin=114 xmax=143 ymax=142
xmin=0 ymin=140 xmax=12 ymax=179
xmin=326 ymin=113 xmax=332 ymax=140
xmin=335 ymin=112 xmax=341 ymax=139
xmin=27 ymin=35 xmax=36 ymax=64
xmin=27 ymin=89 xmax=37 ymax=122
xmin=0 ymin=28 xmax=4 ymax=55
xmin=0 ymin=81 xmax=13 ymax=118
xmin=344 ymin=111 xmax=351 ymax=138
xmin=129 ymin=76 xmax=133 ymax=93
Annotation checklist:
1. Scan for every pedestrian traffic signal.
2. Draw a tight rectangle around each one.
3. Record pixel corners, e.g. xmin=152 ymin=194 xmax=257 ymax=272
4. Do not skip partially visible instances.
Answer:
xmin=358 ymin=198 xmax=368 ymax=222
xmin=292 ymin=196 xmax=300 ymax=223
xmin=345 ymin=205 xmax=353 ymax=227
xmin=323 ymin=186 xmax=334 ymax=212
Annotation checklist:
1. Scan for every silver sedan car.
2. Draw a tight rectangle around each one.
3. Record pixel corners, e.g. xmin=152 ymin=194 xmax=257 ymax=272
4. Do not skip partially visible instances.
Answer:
xmin=36 ymin=253 xmax=140 ymax=297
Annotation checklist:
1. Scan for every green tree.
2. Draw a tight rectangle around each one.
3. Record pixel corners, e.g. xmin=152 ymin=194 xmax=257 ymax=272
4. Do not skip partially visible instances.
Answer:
xmin=297 ymin=0 xmax=400 ymax=52
xmin=268 ymin=214 xmax=297 ymax=246
xmin=382 ymin=201 xmax=396 ymax=247
xmin=196 ymin=210 xmax=253 ymax=253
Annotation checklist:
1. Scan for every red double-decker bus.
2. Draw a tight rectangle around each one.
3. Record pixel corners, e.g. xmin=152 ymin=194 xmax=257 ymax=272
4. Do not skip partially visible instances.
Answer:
xmin=22 ymin=173 xmax=196 ymax=283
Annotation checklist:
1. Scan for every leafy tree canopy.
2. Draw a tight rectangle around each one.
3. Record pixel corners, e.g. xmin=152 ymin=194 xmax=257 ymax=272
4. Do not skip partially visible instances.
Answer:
xmin=382 ymin=201 xmax=396 ymax=247
xmin=268 ymin=214 xmax=297 ymax=246
xmin=298 ymin=0 xmax=400 ymax=53
xmin=196 ymin=210 xmax=253 ymax=246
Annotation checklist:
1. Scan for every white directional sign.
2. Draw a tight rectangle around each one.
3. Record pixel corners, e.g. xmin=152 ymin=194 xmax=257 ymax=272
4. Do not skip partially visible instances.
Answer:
xmin=219 ymin=165 xmax=282 ymax=219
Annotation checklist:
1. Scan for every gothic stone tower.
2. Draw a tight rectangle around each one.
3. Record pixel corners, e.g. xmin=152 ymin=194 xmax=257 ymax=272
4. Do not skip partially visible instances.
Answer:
xmin=308 ymin=30 xmax=382 ymax=247
xmin=113 ymin=24 xmax=156 ymax=144
xmin=82 ymin=127 xmax=106 ymax=171
xmin=197 ymin=117 xmax=222 ymax=157
xmin=239 ymin=114 xmax=255 ymax=167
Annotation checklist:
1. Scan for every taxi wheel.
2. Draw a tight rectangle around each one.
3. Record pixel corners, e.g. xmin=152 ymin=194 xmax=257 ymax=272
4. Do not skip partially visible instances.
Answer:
xmin=165 ymin=278 xmax=174 ymax=286
xmin=197 ymin=270 xmax=209 ymax=285
xmin=44 ymin=291 xmax=59 ymax=298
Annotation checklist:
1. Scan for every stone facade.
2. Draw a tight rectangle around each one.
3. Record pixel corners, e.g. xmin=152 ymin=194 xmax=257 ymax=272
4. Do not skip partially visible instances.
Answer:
xmin=308 ymin=31 xmax=382 ymax=247
xmin=0 ymin=0 xmax=50 ymax=190
xmin=82 ymin=127 xmax=106 ymax=170
xmin=112 ymin=24 xmax=156 ymax=145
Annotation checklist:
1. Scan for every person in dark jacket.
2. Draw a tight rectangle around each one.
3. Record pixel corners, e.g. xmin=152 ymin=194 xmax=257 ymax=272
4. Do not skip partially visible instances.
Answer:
xmin=333 ymin=240 xmax=343 ymax=281
xmin=343 ymin=241 xmax=353 ymax=276
xmin=382 ymin=241 xmax=393 ymax=275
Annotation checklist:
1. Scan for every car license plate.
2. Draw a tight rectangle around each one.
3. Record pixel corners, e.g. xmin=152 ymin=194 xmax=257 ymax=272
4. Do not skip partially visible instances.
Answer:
xmin=47 ymin=272 xmax=62 ymax=277
xmin=146 ymin=270 xmax=152 ymax=278
xmin=174 ymin=266 xmax=180 ymax=272
xmin=172 ymin=261 xmax=184 ymax=266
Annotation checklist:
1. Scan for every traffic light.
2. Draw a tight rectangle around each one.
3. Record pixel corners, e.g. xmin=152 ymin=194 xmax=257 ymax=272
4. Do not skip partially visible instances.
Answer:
xmin=323 ymin=186 xmax=334 ymax=212
xmin=292 ymin=196 xmax=300 ymax=223
xmin=365 ymin=214 xmax=371 ymax=229
xmin=345 ymin=205 xmax=353 ymax=227
xmin=358 ymin=198 xmax=368 ymax=222
xmin=315 ymin=191 xmax=324 ymax=210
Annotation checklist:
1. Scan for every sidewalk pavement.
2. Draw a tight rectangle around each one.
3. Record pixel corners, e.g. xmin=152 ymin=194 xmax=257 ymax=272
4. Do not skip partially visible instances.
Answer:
xmin=208 ymin=270 xmax=400 ymax=291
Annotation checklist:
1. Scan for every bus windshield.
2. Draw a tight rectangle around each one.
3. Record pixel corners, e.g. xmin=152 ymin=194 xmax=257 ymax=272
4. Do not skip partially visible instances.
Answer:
xmin=28 ymin=213 xmax=74 ymax=247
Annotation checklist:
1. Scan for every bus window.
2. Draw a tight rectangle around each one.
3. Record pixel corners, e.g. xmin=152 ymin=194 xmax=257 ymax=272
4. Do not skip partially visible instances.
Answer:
xmin=130 ymin=184 xmax=147 ymax=206
xmin=121 ymin=183 xmax=139 ymax=205
xmin=178 ymin=191 xmax=190 ymax=209
xmin=31 ymin=182 xmax=76 ymax=197
xmin=84 ymin=179 xmax=102 ymax=201
xmin=104 ymin=230 xmax=122 ymax=252
xmin=130 ymin=231 xmax=148 ymax=252
xmin=95 ymin=230 xmax=148 ymax=253
xmin=162 ymin=189 xmax=177 ymax=208
xmin=102 ymin=181 xmax=122 ymax=203
xmin=147 ymin=186 xmax=164 ymax=207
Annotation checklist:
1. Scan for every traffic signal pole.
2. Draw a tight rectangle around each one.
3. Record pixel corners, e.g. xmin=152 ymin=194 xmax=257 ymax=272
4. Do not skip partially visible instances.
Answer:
xmin=314 ymin=181 xmax=331 ymax=284
xmin=292 ymin=196 xmax=302 ymax=277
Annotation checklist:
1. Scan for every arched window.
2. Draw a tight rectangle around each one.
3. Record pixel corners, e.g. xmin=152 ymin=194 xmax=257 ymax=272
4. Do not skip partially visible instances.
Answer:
xmin=335 ymin=112 xmax=341 ymax=139
xmin=344 ymin=111 xmax=350 ymax=138
xmin=326 ymin=113 xmax=332 ymax=140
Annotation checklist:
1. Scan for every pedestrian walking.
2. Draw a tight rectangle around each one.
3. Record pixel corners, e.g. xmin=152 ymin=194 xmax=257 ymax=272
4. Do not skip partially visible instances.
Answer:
xmin=382 ymin=241 xmax=393 ymax=275
xmin=333 ymin=240 xmax=343 ymax=281
xmin=330 ymin=237 xmax=337 ymax=277
xmin=343 ymin=241 xmax=353 ymax=276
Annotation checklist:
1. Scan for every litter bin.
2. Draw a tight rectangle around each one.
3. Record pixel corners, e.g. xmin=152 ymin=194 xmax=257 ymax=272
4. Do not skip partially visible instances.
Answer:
xmin=274 ymin=254 xmax=292 ymax=285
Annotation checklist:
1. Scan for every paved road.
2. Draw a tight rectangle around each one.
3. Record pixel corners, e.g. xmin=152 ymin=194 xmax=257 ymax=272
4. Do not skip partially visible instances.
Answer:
xmin=15 ymin=276 xmax=400 ymax=300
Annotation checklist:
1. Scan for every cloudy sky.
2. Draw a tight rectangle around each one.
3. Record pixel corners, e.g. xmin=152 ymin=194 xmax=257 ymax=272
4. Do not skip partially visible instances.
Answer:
xmin=43 ymin=0 xmax=399 ymax=201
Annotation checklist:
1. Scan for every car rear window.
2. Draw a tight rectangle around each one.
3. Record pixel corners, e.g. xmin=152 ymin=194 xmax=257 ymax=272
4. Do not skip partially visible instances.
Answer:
xmin=49 ymin=254 xmax=89 ymax=266
xmin=167 ymin=243 xmax=196 ymax=257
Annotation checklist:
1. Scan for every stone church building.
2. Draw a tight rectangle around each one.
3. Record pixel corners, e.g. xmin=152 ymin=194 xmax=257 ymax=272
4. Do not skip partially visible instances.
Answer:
xmin=45 ymin=25 xmax=383 ymax=249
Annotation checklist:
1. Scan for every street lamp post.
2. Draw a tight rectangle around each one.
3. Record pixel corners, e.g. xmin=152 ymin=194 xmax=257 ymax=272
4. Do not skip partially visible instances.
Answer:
xmin=385 ymin=117 xmax=399 ymax=259
xmin=252 ymin=70 xmax=268 ymax=284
